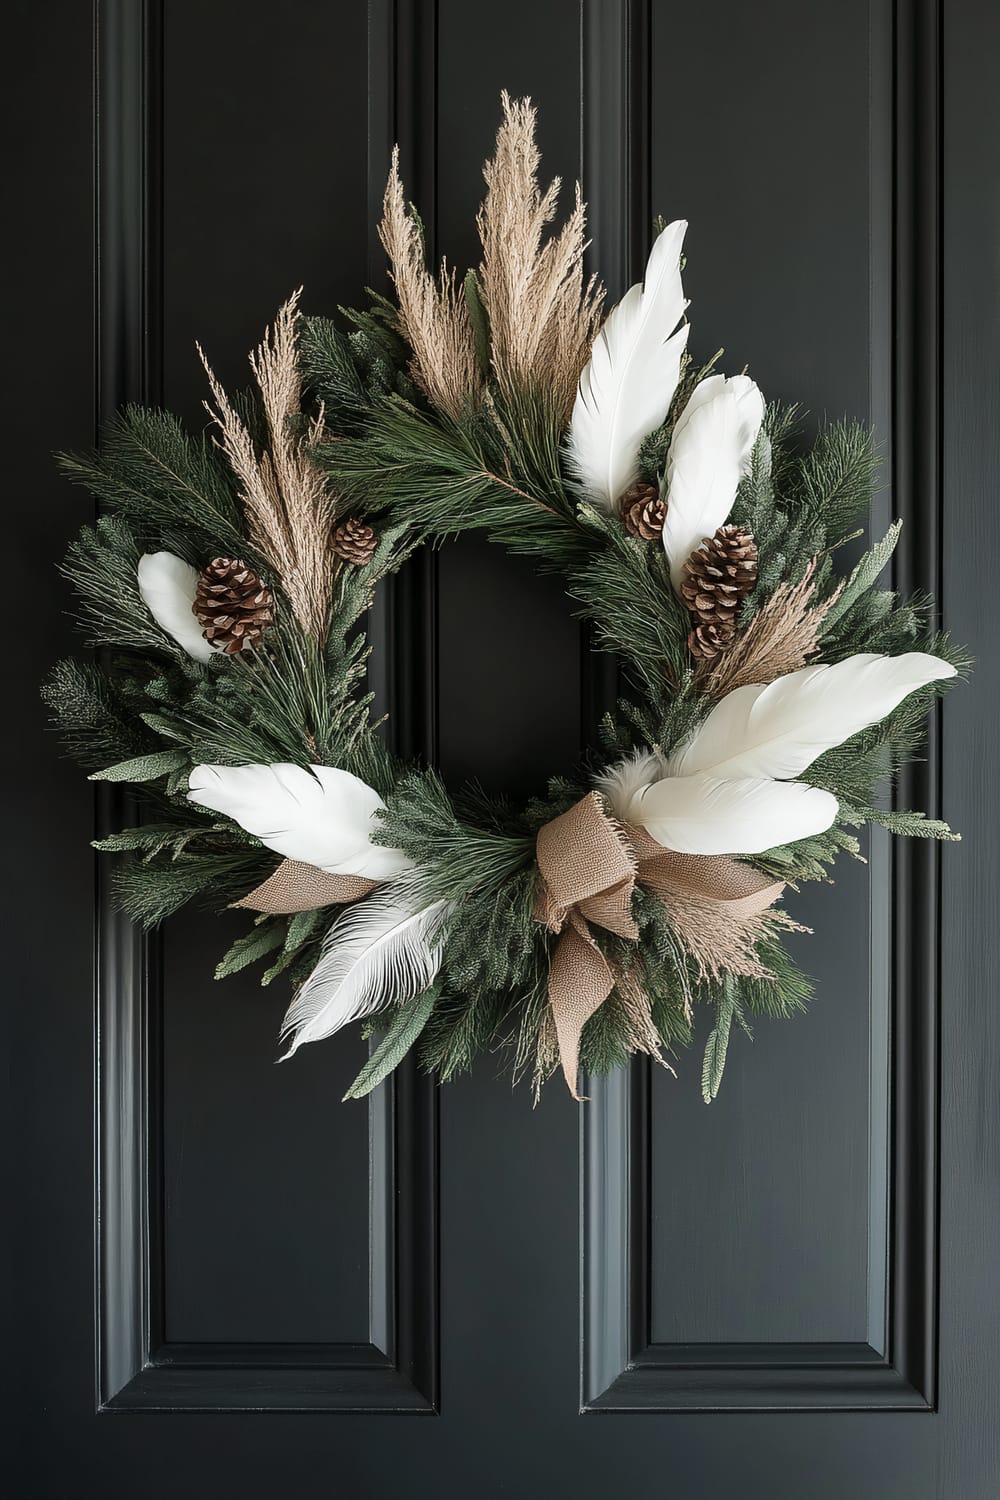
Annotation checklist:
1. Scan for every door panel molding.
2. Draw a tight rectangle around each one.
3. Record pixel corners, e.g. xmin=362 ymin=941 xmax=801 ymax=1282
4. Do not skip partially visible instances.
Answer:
xmin=580 ymin=0 xmax=941 ymax=1413
xmin=94 ymin=0 xmax=438 ymax=1414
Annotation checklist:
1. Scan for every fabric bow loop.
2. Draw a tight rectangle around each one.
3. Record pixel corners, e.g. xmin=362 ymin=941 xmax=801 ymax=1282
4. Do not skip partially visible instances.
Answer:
xmin=534 ymin=792 xmax=786 ymax=1099
xmin=533 ymin=792 xmax=639 ymax=1099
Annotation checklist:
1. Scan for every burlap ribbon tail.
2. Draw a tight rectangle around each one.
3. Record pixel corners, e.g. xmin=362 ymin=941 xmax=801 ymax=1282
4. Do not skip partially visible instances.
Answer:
xmin=232 ymin=858 xmax=378 ymax=914
xmin=534 ymin=792 xmax=784 ymax=1099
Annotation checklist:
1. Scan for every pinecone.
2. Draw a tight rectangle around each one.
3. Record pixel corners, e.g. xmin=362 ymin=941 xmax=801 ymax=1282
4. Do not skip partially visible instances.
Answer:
xmin=620 ymin=482 xmax=666 ymax=540
xmin=332 ymin=516 xmax=378 ymax=565
xmin=681 ymin=524 xmax=758 ymax=660
xmin=193 ymin=557 xmax=273 ymax=655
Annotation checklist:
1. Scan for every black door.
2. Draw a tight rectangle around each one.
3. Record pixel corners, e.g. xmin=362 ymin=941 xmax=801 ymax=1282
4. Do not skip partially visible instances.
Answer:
xmin=9 ymin=0 xmax=999 ymax=1494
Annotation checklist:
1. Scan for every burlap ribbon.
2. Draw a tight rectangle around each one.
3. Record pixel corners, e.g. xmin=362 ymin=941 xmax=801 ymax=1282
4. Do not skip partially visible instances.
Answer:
xmin=232 ymin=858 xmax=378 ymax=914
xmin=534 ymin=792 xmax=785 ymax=1098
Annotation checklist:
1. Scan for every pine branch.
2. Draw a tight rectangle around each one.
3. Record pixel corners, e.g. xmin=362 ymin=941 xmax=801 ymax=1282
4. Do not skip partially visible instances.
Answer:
xmin=320 ymin=397 xmax=590 ymax=567
xmin=58 ymin=406 xmax=248 ymax=557
xmin=569 ymin=506 xmax=690 ymax=694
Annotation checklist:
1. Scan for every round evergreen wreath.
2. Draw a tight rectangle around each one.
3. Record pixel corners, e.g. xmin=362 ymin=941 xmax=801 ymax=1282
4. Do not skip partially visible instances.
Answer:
xmin=46 ymin=95 xmax=966 ymax=1103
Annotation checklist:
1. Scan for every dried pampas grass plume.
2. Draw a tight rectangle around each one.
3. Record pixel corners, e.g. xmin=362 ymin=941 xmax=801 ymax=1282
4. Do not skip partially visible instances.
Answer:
xmin=199 ymin=291 xmax=335 ymax=642
xmin=477 ymin=91 xmax=605 ymax=424
xmin=665 ymin=895 xmax=805 ymax=985
xmin=613 ymin=966 xmax=677 ymax=1071
xmin=378 ymin=148 xmax=482 ymax=421
xmin=702 ymin=560 xmax=844 ymax=696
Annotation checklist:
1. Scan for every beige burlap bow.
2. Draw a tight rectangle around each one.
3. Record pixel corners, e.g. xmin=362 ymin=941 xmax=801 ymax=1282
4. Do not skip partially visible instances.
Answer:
xmin=232 ymin=858 xmax=377 ymax=914
xmin=534 ymin=792 xmax=785 ymax=1098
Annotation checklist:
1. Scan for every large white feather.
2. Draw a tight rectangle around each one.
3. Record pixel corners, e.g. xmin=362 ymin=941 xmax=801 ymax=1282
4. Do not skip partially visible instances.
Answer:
xmin=137 ymin=551 xmax=217 ymax=662
xmin=661 ymin=374 xmax=766 ymax=589
xmin=669 ymin=652 xmax=957 ymax=783
xmin=278 ymin=891 xmax=448 ymax=1058
xmin=567 ymin=220 xmax=689 ymax=512
xmin=631 ymin=771 xmax=838 ymax=855
xmin=187 ymin=763 xmax=412 ymax=879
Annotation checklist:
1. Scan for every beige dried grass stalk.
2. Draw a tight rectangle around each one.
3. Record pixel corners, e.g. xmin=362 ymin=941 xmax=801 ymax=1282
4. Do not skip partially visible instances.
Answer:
xmin=703 ymin=560 xmax=843 ymax=696
xmin=613 ymin=967 xmax=676 ymax=1070
xmin=378 ymin=149 xmax=482 ymax=420
xmin=477 ymin=92 xmax=604 ymax=423
xmin=667 ymin=900 xmax=805 ymax=986
xmin=199 ymin=291 xmax=335 ymax=641
xmin=532 ymin=1003 xmax=561 ymax=1105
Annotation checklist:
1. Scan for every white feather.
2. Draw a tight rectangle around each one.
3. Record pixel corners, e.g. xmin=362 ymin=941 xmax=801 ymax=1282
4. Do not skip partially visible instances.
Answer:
xmin=567 ymin=220 xmax=689 ymax=512
xmin=669 ymin=652 xmax=957 ymax=783
xmin=661 ymin=374 xmax=766 ymax=589
xmin=137 ymin=551 xmax=217 ymax=662
xmin=279 ymin=891 xmax=448 ymax=1058
xmin=631 ymin=771 xmax=838 ymax=855
xmin=187 ymin=762 xmax=412 ymax=879
xmin=595 ymin=749 xmax=666 ymax=825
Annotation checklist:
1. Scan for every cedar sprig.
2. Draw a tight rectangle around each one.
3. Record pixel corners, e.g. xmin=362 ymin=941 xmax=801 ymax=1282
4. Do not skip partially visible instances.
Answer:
xmin=299 ymin=302 xmax=416 ymax=429
xmin=112 ymin=845 xmax=276 ymax=928
xmin=42 ymin=657 xmax=155 ymax=771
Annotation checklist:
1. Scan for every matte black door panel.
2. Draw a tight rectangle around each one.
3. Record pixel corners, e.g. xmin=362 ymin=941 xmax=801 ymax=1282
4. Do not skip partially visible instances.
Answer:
xmin=8 ymin=0 xmax=999 ymax=1495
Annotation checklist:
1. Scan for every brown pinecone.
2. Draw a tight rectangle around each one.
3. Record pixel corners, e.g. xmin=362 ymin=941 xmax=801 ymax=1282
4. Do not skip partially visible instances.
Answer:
xmin=681 ymin=524 xmax=758 ymax=660
xmin=332 ymin=516 xmax=378 ymax=565
xmin=193 ymin=557 xmax=273 ymax=655
xmin=620 ymin=482 xmax=666 ymax=540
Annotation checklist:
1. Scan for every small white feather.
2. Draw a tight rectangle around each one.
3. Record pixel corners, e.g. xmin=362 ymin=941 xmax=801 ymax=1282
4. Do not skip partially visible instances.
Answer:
xmin=137 ymin=551 xmax=217 ymax=662
xmin=632 ymin=771 xmax=838 ymax=855
xmin=279 ymin=891 xmax=448 ymax=1058
xmin=187 ymin=763 xmax=412 ymax=879
xmin=594 ymin=749 xmax=665 ymax=825
xmin=669 ymin=652 xmax=957 ymax=783
xmin=567 ymin=221 xmax=689 ymax=512
xmin=661 ymin=374 xmax=766 ymax=589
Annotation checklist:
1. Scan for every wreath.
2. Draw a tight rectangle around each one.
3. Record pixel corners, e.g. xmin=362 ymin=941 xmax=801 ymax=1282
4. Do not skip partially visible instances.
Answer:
xmin=46 ymin=94 xmax=965 ymax=1103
